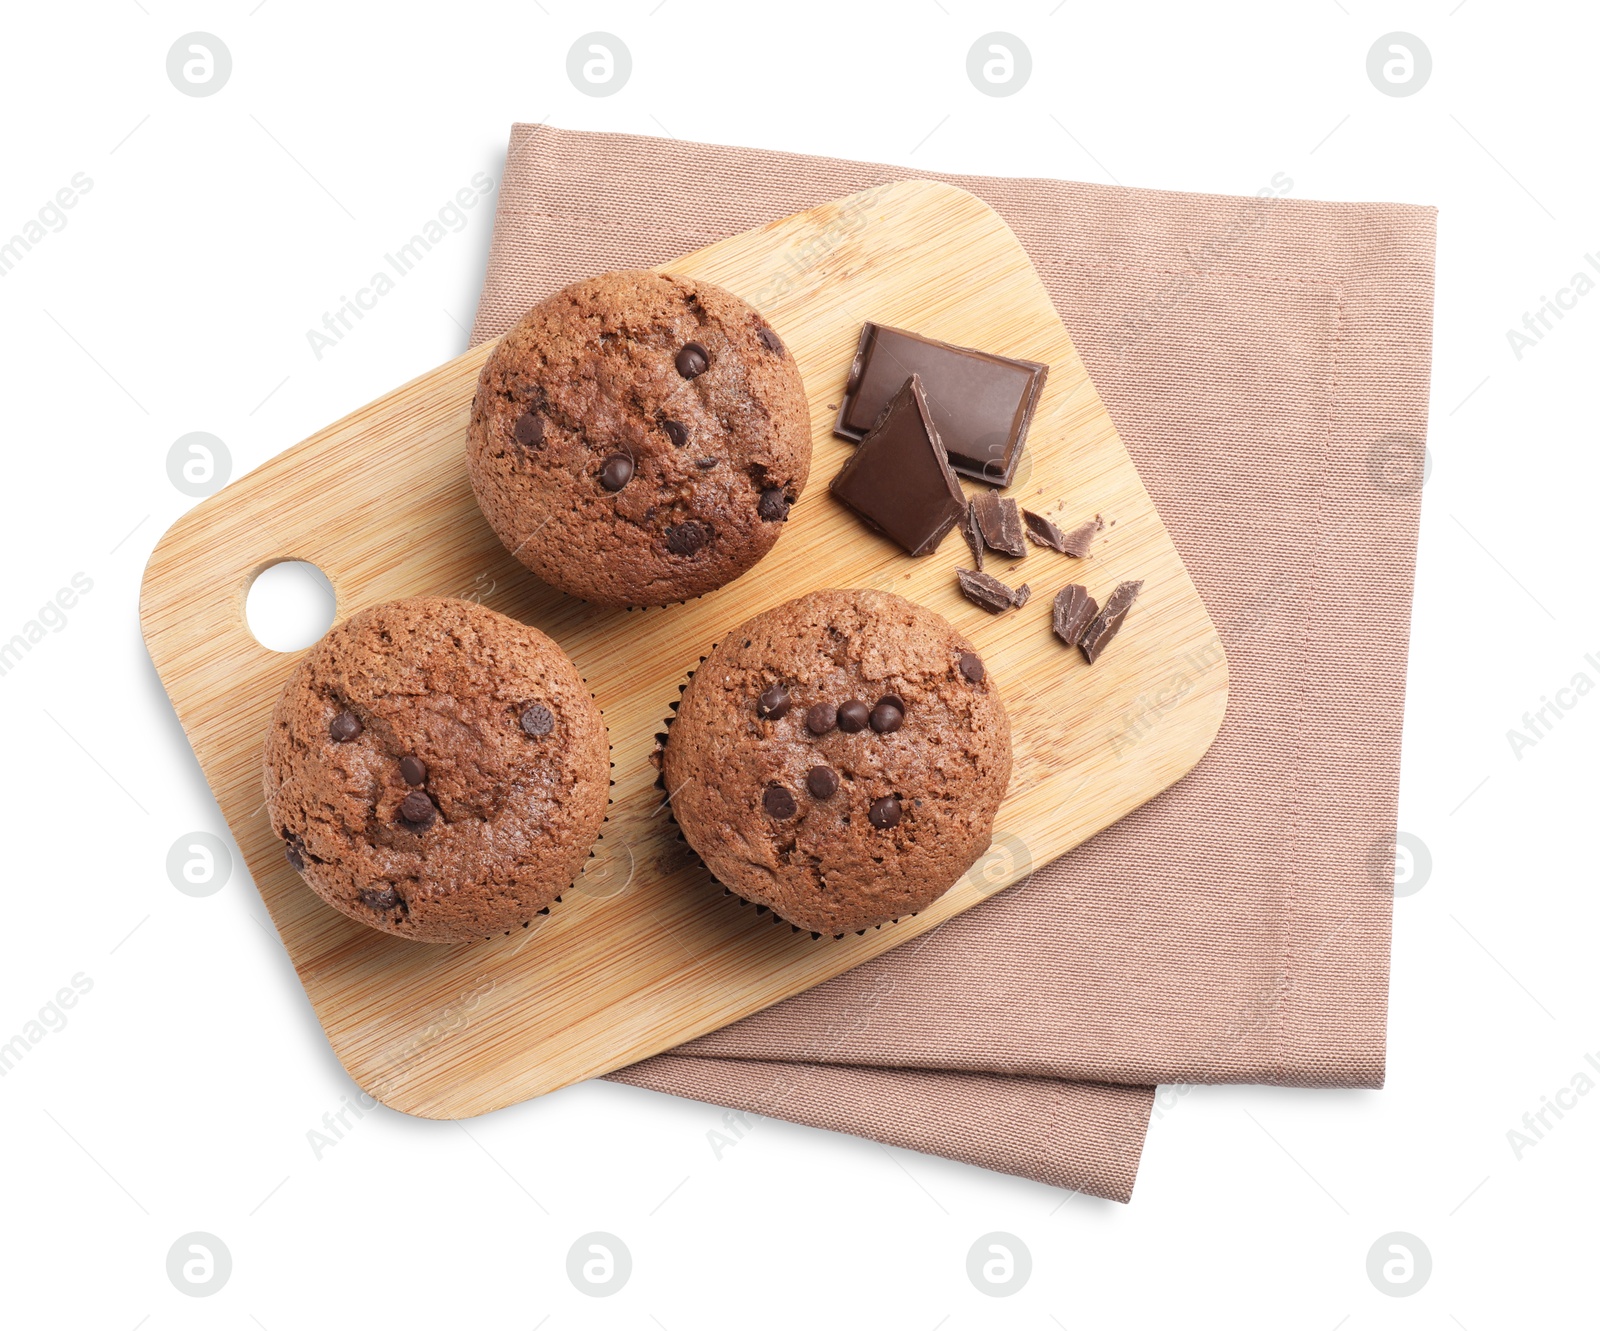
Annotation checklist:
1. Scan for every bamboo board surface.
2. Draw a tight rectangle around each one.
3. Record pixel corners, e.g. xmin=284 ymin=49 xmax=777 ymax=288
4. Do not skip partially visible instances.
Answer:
xmin=140 ymin=180 xmax=1227 ymax=1118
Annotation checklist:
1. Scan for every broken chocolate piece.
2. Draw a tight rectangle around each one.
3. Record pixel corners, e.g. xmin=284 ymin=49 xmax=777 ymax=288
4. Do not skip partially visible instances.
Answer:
xmin=1012 ymin=583 xmax=1031 ymax=608
xmin=834 ymin=322 xmax=1048 ymax=486
xmin=973 ymin=491 xmax=1027 ymax=558
xmin=961 ymin=499 xmax=985 ymax=571
xmin=829 ymin=374 xmax=966 ymax=557
xmin=1022 ymin=509 xmax=1069 ymax=552
xmin=956 ymin=567 xmax=1020 ymax=614
xmin=1079 ymin=580 xmax=1144 ymax=664
xmin=1051 ymin=584 xmax=1098 ymax=647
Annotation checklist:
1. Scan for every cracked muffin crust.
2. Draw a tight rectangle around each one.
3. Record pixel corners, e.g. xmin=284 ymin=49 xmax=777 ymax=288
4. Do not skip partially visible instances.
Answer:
xmin=662 ymin=588 xmax=1012 ymax=935
xmin=465 ymin=269 xmax=812 ymax=607
xmin=263 ymin=596 xmax=608 ymax=944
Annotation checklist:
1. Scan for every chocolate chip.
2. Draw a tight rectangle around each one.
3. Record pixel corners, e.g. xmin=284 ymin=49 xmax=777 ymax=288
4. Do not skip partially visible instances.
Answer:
xmin=665 ymin=521 xmax=709 ymax=555
xmin=959 ymin=651 xmax=985 ymax=683
xmin=870 ymin=699 xmax=904 ymax=733
xmin=806 ymin=765 xmax=838 ymax=799
xmin=675 ymin=342 xmax=709 ymax=379
xmin=868 ymin=795 xmax=902 ymax=829
xmin=695 ymin=457 xmax=719 ymax=470
xmin=805 ymin=701 xmax=837 ymax=735
xmin=837 ymin=699 xmax=870 ymax=733
xmin=329 ymin=710 xmax=362 ymax=743
xmin=663 ymin=419 xmax=688 ymax=448
xmin=763 ymin=784 xmax=797 ymax=819
xmin=513 ymin=411 xmax=544 ymax=448
xmin=399 ymin=756 xmax=427 ymax=786
xmin=757 ymin=487 xmax=791 ymax=522
xmin=757 ymin=325 xmax=786 ymax=356
xmin=599 ymin=453 xmax=634 ymax=491
xmin=520 ymin=704 xmax=554 ymax=736
xmin=283 ymin=837 xmax=305 ymax=871
xmin=358 ymin=885 xmax=400 ymax=911
xmin=756 ymin=685 xmax=791 ymax=720
xmin=398 ymin=790 xmax=436 ymax=829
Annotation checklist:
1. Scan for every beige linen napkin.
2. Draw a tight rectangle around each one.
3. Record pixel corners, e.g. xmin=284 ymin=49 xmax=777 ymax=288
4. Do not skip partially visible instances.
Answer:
xmin=471 ymin=125 xmax=1436 ymax=1203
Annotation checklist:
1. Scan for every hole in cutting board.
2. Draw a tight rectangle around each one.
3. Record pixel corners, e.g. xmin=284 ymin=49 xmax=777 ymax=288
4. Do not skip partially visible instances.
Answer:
xmin=246 ymin=561 xmax=336 ymax=651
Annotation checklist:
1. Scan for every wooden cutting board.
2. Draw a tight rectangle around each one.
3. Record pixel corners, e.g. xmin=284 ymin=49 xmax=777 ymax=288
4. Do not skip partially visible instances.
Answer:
xmin=140 ymin=180 xmax=1227 ymax=1119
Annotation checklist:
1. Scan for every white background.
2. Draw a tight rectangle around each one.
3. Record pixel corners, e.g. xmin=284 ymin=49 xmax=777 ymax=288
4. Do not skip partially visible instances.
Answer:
xmin=1 ymin=1 xmax=1596 ymax=1326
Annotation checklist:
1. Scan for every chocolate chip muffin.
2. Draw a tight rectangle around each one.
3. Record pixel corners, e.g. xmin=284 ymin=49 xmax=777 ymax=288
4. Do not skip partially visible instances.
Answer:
xmin=263 ymin=597 xmax=608 ymax=944
xmin=662 ymin=588 xmax=1012 ymax=935
xmin=466 ymin=270 xmax=812 ymax=608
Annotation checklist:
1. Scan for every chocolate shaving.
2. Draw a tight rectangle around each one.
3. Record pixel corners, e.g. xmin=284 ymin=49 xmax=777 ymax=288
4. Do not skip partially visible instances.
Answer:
xmin=956 ymin=568 xmax=1020 ymax=614
xmin=1079 ymin=580 xmax=1143 ymax=663
xmin=1051 ymin=584 xmax=1097 ymax=647
xmin=1061 ymin=519 xmax=1102 ymax=558
xmin=973 ymin=491 xmax=1026 ymax=557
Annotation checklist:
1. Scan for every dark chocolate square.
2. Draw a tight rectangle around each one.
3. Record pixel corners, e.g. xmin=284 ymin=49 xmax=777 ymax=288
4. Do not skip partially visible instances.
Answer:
xmin=834 ymin=323 xmax=1049 ymax=486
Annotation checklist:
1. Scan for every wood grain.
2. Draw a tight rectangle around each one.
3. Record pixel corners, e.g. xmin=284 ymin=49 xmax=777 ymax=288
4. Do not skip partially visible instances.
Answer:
xmin=140 ymin=180 xmax=1227 ymax=1119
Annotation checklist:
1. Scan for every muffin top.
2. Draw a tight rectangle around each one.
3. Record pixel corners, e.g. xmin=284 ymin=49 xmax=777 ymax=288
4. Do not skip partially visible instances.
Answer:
xmin=466 ymin=269 xmax=812 ymax=607
xmin=663 ymin=588 xmax=1012 ymax=934
xmin=263 ymin=596 xmax=609 ymax=944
